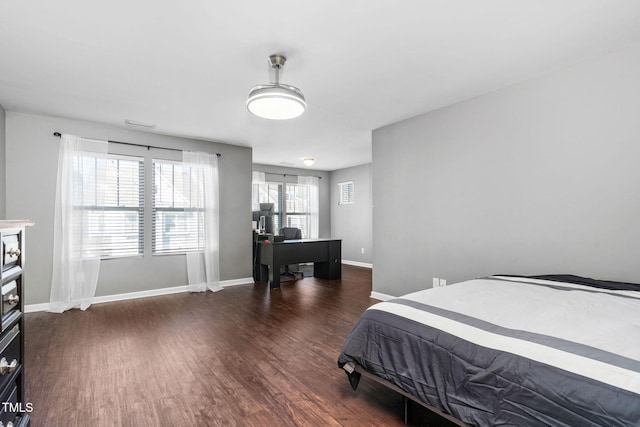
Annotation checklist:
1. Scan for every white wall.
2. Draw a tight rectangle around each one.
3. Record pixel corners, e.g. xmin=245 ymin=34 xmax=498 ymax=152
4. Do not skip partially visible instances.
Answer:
xmin=6 ymin=112 xmax=253 ymax=305
xmin=372 ymin=41 xmax=640 ymax=297
xmin=330 ymin=163 xmax=372 ymax=265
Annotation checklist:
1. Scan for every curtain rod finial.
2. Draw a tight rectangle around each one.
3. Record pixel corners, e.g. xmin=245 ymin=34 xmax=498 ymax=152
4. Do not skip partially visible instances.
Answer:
xmin=53 ymin=132 xmax=61 ymax=137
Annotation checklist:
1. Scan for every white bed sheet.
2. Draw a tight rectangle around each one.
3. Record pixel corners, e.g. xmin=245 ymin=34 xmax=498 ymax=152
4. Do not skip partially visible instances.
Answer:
xmin=370 ymin=276 xmax=640 ymax=394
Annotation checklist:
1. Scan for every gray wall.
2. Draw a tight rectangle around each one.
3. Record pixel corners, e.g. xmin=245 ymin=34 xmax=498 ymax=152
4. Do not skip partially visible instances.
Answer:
xmin=372 ymin=41 xmax=640 ymax=297
xmin=330 ymin=163 xmax=372 ymax=264
xmin=252 ymin=163 xmax=331 ymax=238
xmin=0 ymin=104 xmax=5 ymax=219
xmin=6 ymin=112 xmax=252 ymax=305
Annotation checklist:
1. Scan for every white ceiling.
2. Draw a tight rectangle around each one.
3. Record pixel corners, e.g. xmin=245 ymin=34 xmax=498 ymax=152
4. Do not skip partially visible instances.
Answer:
xmin=1 ymin=1 xmax=640 ymax=171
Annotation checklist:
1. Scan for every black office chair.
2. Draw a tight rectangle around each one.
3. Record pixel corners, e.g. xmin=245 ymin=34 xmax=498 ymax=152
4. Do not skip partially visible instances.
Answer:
xmin=279 ymin=227 xmax=303 ymax=279
xmin=280 ymin=227 xmax=302 ymax=240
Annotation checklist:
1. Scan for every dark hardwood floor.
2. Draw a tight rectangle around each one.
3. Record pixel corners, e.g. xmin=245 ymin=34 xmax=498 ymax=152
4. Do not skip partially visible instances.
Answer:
xmin=24 ymin=265 xmax=454 ymax=426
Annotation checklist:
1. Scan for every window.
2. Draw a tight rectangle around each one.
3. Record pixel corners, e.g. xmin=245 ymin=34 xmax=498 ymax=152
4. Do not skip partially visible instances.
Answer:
xmin=152 ymin=160 xmax=206 ymax=254
xmin=73 ymin=154 xmax=144 ymax=258
xmin=251 ymin=172 xmax=319 ymax=238
xmin=252 ymin=176 xmax=318 ymax=238
xmin=285 ymin=183 xmax=311 ymax=236
xmin=252 ymin=181 xmax=283 ymax=232
xmin=338 ymin=181 xmax=354 ymax=205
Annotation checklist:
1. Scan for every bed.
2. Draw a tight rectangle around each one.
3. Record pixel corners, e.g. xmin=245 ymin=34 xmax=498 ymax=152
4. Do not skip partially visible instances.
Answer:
xmin=338 ymin=275 xmax=640 ymax=426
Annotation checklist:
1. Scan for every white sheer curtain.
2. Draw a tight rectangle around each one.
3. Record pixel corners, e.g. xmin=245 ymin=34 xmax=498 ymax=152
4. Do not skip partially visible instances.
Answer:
xmin=298 ymin=175 xmax=319 ymax=239
xmin=50 ymin=134 xmax=108 ymax=313
xmin=252 ymin=171 xmax=266 ymax=211
xmin=183 ymin=151 xmax=221 ymax=293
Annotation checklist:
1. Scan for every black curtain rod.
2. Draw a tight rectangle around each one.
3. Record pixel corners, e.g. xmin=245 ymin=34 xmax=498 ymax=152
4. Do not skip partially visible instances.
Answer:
xmin=53 ymin=132 xmax=221 ymax=157
xmin=265 ymin=172 xmax=322 ymax=180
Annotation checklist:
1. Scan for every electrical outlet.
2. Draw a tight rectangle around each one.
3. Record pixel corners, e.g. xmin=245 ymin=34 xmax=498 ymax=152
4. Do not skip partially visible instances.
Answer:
xmin=361 ymin=247 xmax=365 ymax=254
xmin=440 ymin=279 xmax=447 ymax=287
xmin=432 ymin=278 xmax=440 ymax=288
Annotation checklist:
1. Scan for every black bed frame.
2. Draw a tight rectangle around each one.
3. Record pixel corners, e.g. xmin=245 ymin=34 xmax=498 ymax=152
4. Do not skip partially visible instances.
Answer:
xmin=349 ymin=363 xmax=468 ymax=426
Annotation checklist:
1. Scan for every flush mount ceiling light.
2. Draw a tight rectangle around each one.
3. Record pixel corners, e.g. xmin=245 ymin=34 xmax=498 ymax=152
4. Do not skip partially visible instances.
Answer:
xmin=303 ymin=157 xmax=315 ymax=166
xmin=247 ymin=54 xmax=306 ymax=120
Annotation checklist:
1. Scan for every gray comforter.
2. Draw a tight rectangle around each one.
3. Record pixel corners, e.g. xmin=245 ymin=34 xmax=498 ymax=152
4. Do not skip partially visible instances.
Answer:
xmin=338 ymin=275 xmax=640 ymax=426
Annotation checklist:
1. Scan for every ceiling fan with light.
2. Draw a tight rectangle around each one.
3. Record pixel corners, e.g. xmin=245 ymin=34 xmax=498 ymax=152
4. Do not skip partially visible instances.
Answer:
xmin=247 ymin=54 xmax=306 ymax=120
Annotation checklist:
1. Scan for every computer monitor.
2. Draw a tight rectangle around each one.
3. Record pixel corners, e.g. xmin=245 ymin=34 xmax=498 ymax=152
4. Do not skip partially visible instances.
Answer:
xmin=252 ymin=203 xmax=274 ymax=234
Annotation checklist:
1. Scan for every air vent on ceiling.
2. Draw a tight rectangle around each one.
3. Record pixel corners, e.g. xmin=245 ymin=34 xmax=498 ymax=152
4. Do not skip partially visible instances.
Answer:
xmin=125 ymin=119 xmax=156 ymax=128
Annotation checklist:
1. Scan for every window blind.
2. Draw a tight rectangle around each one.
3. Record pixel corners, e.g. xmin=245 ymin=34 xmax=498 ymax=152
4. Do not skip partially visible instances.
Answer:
xmin=253 ymin=182 xmax=284 ymax=232
xmin=73 ymin=154 xmax=144 ymax=258
xmin=286 ymin=183 xmax=311 ymax=237
xmin=338 ymin=181 xmax=354 ymax=205
xmin=251 ymin=174 xmax=318 ymax=238
xmin=152 ymin=160 xmax=206 ymax=254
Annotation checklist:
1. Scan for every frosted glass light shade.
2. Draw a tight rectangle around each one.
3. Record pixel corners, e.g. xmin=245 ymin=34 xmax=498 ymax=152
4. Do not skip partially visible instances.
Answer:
xmin=247 ymin=84 xmax=306 ymax=120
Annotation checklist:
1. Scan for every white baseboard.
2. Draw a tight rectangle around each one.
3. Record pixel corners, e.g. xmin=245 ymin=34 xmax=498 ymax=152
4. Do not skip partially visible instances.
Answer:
xmin=342 ymin=260 xmax=373 ymax=269
xmin=219 ymin=277 xmax=255 ymax=287
xmin=24 ymin=276 xmax=255 ymax=313
xmin=370 ymin=291 xmax=394 ymax=301
xmin=91 ymin=285 xmax=189 ymax=305
xmin=23 ymin=302 xmax=51 ymax=313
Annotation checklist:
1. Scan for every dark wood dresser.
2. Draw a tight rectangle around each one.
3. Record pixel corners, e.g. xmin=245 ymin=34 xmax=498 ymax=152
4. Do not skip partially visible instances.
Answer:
xmin=0 ymin=221 xmax=32 ymax=427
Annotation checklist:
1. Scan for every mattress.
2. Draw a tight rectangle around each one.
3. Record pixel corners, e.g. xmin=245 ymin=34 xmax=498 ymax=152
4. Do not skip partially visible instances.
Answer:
xmin=338 ymin=275 xmax=640 ymax=426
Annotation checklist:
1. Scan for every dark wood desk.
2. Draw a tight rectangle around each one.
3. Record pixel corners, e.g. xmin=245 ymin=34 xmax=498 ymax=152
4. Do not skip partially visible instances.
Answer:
xmin=257 ymin=239 xmax=341 ymax=288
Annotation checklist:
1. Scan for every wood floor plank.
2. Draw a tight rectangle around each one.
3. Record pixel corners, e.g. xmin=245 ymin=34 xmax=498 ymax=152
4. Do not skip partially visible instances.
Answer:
xmin=23 ymin=265 xmax=454 ymax=426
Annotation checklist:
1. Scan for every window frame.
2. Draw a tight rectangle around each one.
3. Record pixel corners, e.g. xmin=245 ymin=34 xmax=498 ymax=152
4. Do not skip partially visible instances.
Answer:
xmin=252 ymin=181 xmax=284 ymax=233
xmin=151 ymin=159 xmax=207 ymax=255
xmin=72 ymin=152 xmax=145 ymax=259
xmin=338 ymin=180 xmax=354 ymax=205
xmin=251 ymin=176 xmax=317 ymax=238
xmin=285 ymin=182 xmax=312 ymax=238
